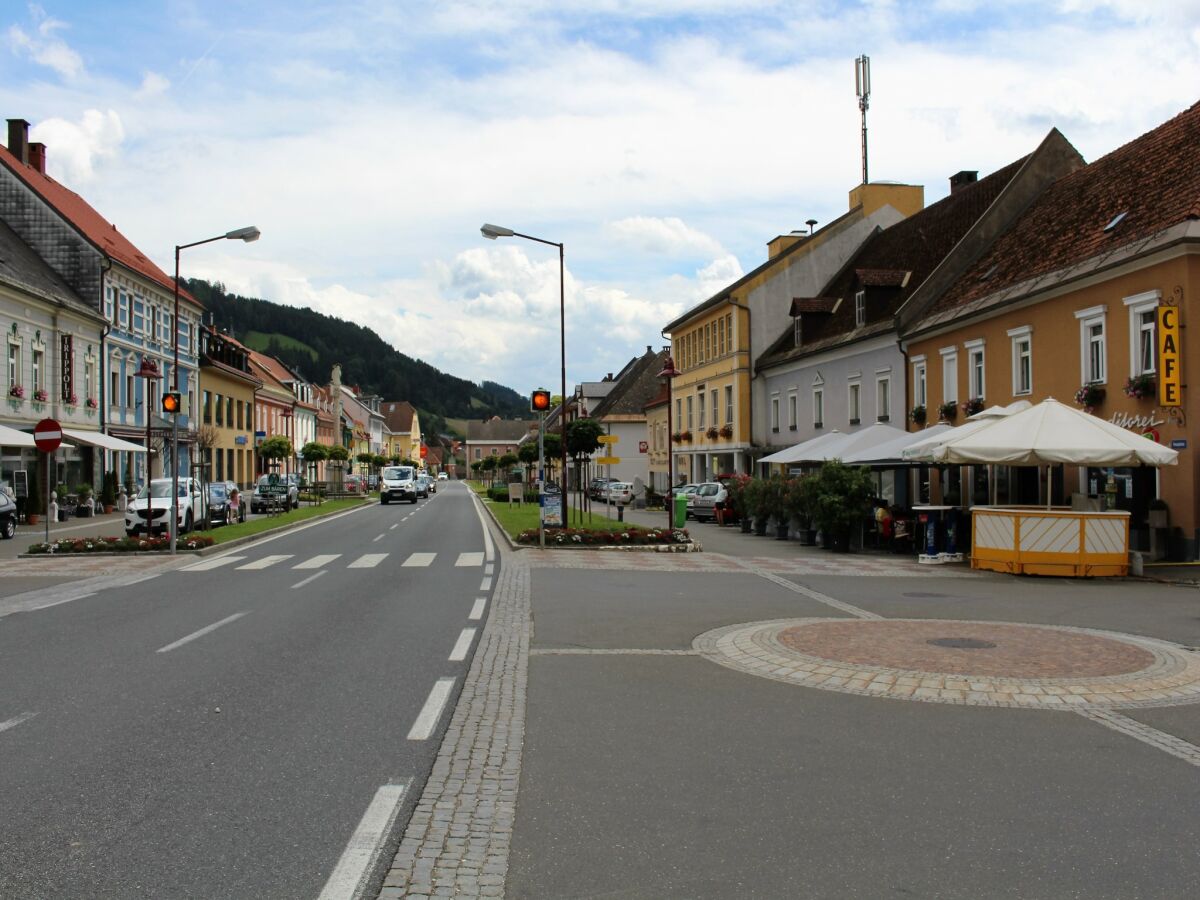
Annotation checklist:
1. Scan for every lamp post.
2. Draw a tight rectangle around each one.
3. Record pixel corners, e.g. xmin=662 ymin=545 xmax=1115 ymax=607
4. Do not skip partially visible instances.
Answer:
xmin=171 ymin=226 xmax=260 ymax=554
xmin=658 ymin=353 xmax=680 ymax=530
xmin=135 ymin=357 xmax=160 ymax=489
xmin=281 ymin=406 xmax=294 ymax=480
xmin=480 ymin=223 xmax=568 ymax=491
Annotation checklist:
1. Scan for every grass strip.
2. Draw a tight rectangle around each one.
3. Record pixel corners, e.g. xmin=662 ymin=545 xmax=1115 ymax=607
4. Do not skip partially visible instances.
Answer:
xmin=192 ymin=497 xmax=369 ymax=544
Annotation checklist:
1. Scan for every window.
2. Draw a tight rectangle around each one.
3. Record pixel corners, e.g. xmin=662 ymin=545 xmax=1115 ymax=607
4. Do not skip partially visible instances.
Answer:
xmin=787 ymin=392 xmax=797 ymax=430
xmin=118 ymin=291 xmax=129 ymax=328
xmin=1008 ymin=326 xmax=1032 ymax=395
xmin=6 ymin=339 xmax=18 ymax=391
xmin=770 ymin=395 xmax=779 ymax=432
xmin=133 ymin=299 xmax=145 ymax=335
xmin=876 ymin=376 xmax=891 ymax=421
xmin=710 ymin=389 xmax=718 ymax=428
xmin=215 ymin=392 xmax=224 ymax=426
xmin=104 ymin=286 xmax=114 ymax=322
xmin=126 ymin=374 xmax=134 ymax=413
xmin=812 ymin=389 xmax=824 ymax=427
xmin=911 ymin=356 xmax=927 ymax=408
xmin=179 ymin=320 xmax=190 ymax=352
xmin=1124 ymin=290 xmax=1160 ymax=376
xmin=1074 ymin=306 xmax=1107 ymax=383
xmin=726 ymin=313 xmax=733 ymax=352
xmin=227 ymin=396 xmax=234 ymax=427
xmin=474 ymin=448 xmax=481 ymax=460
xmin=84 ymin=357 xmax=94 ymax=402
xmin=855 ymin=290 xmax=865 ymax=327
xmin=676 ymin=398 xmax=682 ymax=428
xmin=724 ymin=385 xmax=733 ymax=424
xmin=848 ymin=382 xmax=861 ymax=424
xmin=704 ymin=323 xmax=711 ymax=362
xmin=940 ymin=347 xmax=958 ymax=402
xmin=793 ymin=317 xmax=802 ymax=347
xmin=965 ymin=339 xmax=985 ymax=400
xmin=718 ymin=317 xmax=726 ymax=355
xmin=203 ymin=390 xmax=212 ymax=424
xmin=686 ymin=395 xmax=693 ymax=431
xmin=31 ymin=346 xmax=43 ymax=392
xmin=697 ymin=390 xmax=706 ymax=429
xmin=110 ymin=369 xmax=119 ymax=408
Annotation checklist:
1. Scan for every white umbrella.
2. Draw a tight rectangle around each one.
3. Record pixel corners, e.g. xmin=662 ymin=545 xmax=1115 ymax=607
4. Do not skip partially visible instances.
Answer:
xmin=759 ymin=429 xmax=845 ymax=465
xmin=843 ymin=423 xmax=953 ymax=464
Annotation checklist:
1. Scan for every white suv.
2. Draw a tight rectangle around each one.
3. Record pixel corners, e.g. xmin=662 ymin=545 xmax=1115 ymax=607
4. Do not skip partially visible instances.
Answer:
xmin=125 ymin=478 xmax=207 ymax=536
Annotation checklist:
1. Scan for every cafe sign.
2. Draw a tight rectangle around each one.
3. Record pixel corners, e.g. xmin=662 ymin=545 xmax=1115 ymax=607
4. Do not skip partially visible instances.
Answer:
xmin=1158 ymin=304 xmax=1182 ymax=406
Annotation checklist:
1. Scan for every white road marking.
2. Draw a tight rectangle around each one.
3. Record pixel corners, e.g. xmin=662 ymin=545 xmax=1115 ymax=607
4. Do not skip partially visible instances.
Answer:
xmin=181 ymin=555 xmax=246 ymax=571
xmin=1078 ymin=709 xmax=1200 ymax=768
xmin=479 ymin=577 xmax=492 ymax=592
xmin=0 ymin=711 xmax=38 ymax=735
xmin=389 ymin=523 xmax=399 ymax=530
xmin=402 ymin=552 xmax=436 ymax=567
xmin=372 ymin=533 xmax=385 ymax=543
xmin=348 ymin=553 xmax=388 ymax=569
xmin=156 ymin=612 xmax=248 ymax=653
xmin=484 ymin=563 xmax=495 ymax=577
xmin=236 ymin=554 xmax=293 ymax=570
xmin=456 ymin=552 xmax=484 ymax=567
xmin=408 ymin=677 xmax=456 ymax=740
xmin=291 ymin=571 xmax=327 ymax=590
xmin=294 ymin=554 xmax=340 ymax=569
xmin=449 ymin=628 xmax=477 ymax=662
xmin=469 ymin=598 xmax=487 ymax=620
xmin=317 ymin=780 xmax=411 ymax=900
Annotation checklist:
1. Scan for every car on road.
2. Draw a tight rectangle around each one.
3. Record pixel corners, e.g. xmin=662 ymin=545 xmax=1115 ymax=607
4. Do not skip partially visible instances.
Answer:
xmin=125 ymin=478 xmax=207 ymax=536
xmin=251 ymin=474 xmax=299 ymax=513
xmin=422 ymin=473 xmax=437 ymax=494
xmin=207 ymin=481 xmax=246 ymax=526
xmin=690 ymin=482 xmax=728 ymax=522
xmin=603 ymin=482 xmax=634 ymax=505
xmin=415 ymin=474 xmax=431 ymax=499
xmin=437 ymin=472 xmax=448 ymax=481
xmin=0 ymin=489 xmax=17 ymax=539
xmin=589 ymin=477 xmax=615 ymax=499
xmin=670 ymin=483 xmax=700 ymax=518
xmin=380 ymin=465 xmax=418 ymax=504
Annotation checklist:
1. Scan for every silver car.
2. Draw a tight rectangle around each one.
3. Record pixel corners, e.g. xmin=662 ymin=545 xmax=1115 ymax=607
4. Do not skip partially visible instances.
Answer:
xmin=690 ymin=482 xmax=728 ymax=522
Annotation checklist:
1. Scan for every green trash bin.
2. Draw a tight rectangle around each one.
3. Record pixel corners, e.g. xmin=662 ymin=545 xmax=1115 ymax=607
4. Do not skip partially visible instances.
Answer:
xmin=673 ymin=492 xmax=687 ymax=529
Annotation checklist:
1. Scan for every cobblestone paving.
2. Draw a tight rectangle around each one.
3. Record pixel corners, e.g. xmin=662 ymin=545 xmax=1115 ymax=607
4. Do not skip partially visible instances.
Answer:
xmin=0 ymin=555 xmax=177 ymax=577
xmin=695 ymin=618 xmax=1200 ymax=710
xmin=524 ymin=548 xmax=958 ymax=577
xmin=378 ymin=558 xmax=529 ymax=899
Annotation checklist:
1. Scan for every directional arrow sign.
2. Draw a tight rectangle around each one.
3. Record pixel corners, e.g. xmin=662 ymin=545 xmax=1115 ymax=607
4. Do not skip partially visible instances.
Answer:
xmin=33 ymin=418 xmax=62 ymax=453
xmin=597 ymin=434 xmax=619 ymax=444
xmin=596 ymin=455 xmax=620 ymax=465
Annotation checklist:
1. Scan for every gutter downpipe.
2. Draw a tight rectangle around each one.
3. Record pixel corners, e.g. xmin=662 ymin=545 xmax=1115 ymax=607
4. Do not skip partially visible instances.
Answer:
xmin=98 ymin=255 xmax=112 ymax=477
xmin=726 ymin=295 xmax=753 ymax=476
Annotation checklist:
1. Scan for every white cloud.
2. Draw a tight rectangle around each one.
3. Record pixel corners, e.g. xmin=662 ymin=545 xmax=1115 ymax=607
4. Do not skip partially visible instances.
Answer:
xmin=29 ymin=110 xmax=124 ymax=184
xmin=135 ymin=72 xmax=170 ymax=99
xmin=6 ymin=6 xmax=84 ymax=79
xmin=607 ymin=216 xmax=725 ymax=258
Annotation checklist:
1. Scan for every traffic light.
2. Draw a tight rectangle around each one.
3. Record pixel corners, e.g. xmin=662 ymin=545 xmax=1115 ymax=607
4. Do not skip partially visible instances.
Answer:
xmin=530 ymin=389 xmax=551 ymax=413
xmin=161 ymin=391 xmax=182 ymax=414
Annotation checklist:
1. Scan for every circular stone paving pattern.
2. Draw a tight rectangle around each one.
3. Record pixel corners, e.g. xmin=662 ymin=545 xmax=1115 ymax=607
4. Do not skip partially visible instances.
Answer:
xmin=693 ymin=618 xmax=1200 ymax=710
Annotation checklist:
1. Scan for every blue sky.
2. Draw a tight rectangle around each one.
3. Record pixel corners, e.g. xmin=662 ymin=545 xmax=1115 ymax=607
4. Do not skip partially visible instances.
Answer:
xmin=3 ymin=1 xmax=1199 ymax=395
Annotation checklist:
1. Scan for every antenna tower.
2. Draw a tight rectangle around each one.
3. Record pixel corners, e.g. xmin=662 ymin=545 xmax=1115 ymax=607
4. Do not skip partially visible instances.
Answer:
xmin=854 ymin=54 xmax=871 ymax=185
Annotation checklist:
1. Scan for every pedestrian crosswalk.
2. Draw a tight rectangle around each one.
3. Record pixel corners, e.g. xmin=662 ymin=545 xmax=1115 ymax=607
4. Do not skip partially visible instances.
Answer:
xmin=181 ymin=550 xmax=483 ymax=573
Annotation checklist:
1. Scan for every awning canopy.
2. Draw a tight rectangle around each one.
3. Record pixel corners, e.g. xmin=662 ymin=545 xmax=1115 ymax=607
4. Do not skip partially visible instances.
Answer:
xmin=901 ymin=400 xmax=1032 ymax=462
xmin=0 ymin=422 xmax=75 ymax=449
xmin=841 ymin=423 xmax=953 ymax=464
xmin=760 ymin=423 xmax=909 ymax=466
xmin=759 ymin=430 xmax=846 ymax=465
xmin=62 ymin=428 xmax=148 ymax=453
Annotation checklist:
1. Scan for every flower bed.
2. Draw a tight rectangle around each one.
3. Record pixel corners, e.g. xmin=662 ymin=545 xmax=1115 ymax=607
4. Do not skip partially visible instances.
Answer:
xmin=516 ymin=526 xmax=690 ymax=546
xmin=26 ymin=534 xmax=216 ymax=554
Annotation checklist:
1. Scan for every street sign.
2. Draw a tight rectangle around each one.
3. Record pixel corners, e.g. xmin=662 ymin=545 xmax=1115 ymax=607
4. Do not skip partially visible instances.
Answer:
xmin=596 ymin=455 xmax=620 ymax=465
xmin=597 ymin=434 xmax=619 ymax=444
xmin=33 ymin=418 xmax=62 ymax=453
xmin=1171 ymin=439 xmax=1187 ymax=449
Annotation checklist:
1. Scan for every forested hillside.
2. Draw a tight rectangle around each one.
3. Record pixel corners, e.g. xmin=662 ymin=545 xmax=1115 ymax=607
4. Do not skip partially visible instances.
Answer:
xmin=187 ymin=280 xmax=528 ymax=432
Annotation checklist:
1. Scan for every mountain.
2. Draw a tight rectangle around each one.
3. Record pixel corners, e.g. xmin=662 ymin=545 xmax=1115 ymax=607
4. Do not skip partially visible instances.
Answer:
xmin=186 ymin=279 xmax=529 ymax=433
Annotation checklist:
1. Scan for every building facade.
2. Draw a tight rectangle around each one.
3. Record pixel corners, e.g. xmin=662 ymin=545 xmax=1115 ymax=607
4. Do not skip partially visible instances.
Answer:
xmin=198 ymin=329 xmax=261 ymax=489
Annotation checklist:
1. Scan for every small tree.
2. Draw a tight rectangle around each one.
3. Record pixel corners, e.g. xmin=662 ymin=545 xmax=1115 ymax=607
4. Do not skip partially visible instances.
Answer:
xmin=498 ymin=452 xmax=519 ymax=480
xmin=471 ymin=460 xmax=483 ymax=479
xmin=479 ymin=455 xmax=498 ymax=485
xmin=518 ymin=442 xmax=540 ymax=485
xmin=812 ymin=461 xmax=874 ymax=549
xmin=259 ymin=435 xmax=293 ymax=463
xmin=301 ymin=441 xmax=329 ymax=463
xmin=328 ymin=444 xmax=350 ymax=462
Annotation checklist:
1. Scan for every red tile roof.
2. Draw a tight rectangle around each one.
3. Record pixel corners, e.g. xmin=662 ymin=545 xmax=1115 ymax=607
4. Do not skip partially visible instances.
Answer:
xmin=0 ymin=143 xmax=195 ymax=303
xmin=382 ymin=400 xmax=416 ymax=433
xmin=925 ymin=100 xmax=1200 ymax=321
xmin=856 ymin=268 xmax=909 ymax=287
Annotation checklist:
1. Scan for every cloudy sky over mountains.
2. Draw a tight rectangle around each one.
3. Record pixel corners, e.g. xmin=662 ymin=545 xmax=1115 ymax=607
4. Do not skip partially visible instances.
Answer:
xmin=3 ymin=1 xmax=1199 ymax=393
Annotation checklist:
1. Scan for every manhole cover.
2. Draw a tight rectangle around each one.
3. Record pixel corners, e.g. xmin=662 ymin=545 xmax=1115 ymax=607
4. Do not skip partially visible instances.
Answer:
xmin=928 ymin=637 xmax=997 ymax=649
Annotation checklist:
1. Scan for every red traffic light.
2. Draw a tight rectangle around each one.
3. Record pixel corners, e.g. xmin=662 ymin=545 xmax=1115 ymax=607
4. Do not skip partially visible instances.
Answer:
xmin=530 ymin=389 xmax=551 ymax=412
xmin=161 ymin=391 xmax=182 ymax=414
xmin=420 ymin=444 xmax=428 ymax=459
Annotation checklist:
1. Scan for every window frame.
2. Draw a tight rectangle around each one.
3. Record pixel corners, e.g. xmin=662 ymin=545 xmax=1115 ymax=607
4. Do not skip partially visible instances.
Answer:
xmin=940 ymin=347 xmax=958 ymax=403
xmin=1075 ymin=305 xmax=1107 ymax=384
xmin=911 ymin=355 xmax=927 ymax=409
xmin=1007 ymin=326 xmax=1033 ymax=396
xmin=965 ymin=339 xmax=986 ymax=401
xmin=724 ymin=385 xmax=733 ymax=425
xmin=875 ymin=373 xmax=891 ymax=422
xmin=770 ymin=394 xmax=780 ymax=433
xmin=854 ymin=290 xmax=865 ymax=327
xmin=812 ymin=387 xmax=824 ymax=428
xmin=787 ymin=391 xmax=798 ymax=430
xmin=848 ymin=380 xmax=861 ymax=425
xmin=1124 ymin=290 xmax=1161 ymax=377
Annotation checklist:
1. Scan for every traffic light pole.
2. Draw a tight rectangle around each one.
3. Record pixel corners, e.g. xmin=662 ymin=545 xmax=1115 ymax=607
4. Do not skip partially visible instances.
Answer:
xmin=170 ymin=410 xmax=178 ymax=554
xmin=538 ymin=411 xmax=545 ymax=549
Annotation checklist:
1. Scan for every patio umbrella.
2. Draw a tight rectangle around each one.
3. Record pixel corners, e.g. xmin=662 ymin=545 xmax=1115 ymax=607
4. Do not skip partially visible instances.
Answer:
xmin=842 ymin=423 xmax=952 ymax=464
xmin=758 ymin=430 xmax=845 ymax=465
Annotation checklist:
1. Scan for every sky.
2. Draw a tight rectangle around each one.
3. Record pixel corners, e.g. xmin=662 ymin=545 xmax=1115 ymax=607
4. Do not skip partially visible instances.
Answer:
xmin=3 ymin=1 xmax=1199 ymax=397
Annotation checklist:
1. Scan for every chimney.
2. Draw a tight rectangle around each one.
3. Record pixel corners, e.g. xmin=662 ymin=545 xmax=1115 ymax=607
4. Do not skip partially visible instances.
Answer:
xmin=7 ymin=119 xmax=30 ymax=165
xmin=28 ymin=142 xmax=45 ymax=174
xmin=950 ymin=170 xmax=978 ymax=193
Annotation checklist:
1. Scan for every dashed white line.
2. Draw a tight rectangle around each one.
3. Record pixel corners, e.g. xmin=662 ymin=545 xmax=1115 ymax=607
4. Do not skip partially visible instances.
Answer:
xmin=372 ymin=533 xmax=385 ymax=543
xmin=0 ymin=711 xmax=38 ymax=735
xmin=317 ymin=780 xmax=411 ymax=900
xmin=479 ymin=577 xmax=492 ymax=592
xmin=291 ymin=571 xmax=327 ymax=590
xmin=484 ymin=563 xmax=495 ymax=577
xmin=408 ymin=677 xmax=456 ymax=740
xmin=449 ymin=628 xmax=477 ymax=662
xmin=156 ymin=612 xmax=248 ymax=653
xmin=469 ymin=598 xmax=487 ymax=621
xmin=294 ymin=554 xmax=340 ymax=569
xmin=389 ymin=523 xmax=399 ymax=530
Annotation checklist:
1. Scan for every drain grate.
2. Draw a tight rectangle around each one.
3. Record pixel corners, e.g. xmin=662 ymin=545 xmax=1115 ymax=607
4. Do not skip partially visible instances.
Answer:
xmin=928 ymin=637 xmax=997 ymax=650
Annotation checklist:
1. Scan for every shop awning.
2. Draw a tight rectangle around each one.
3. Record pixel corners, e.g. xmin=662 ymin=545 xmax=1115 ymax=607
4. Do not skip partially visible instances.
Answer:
xmin=62 ymin=428 xmax=148 ymax=453
xmin=0 ymin=422 xmax=75 ymax=449
xmin=841 ymin=423 xmax=953 ymax=465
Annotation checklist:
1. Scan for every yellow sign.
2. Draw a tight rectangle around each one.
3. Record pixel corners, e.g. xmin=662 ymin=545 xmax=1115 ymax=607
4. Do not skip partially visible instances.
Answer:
xmin=1158 ymin=305 xmax=1182 ymax=406
xmin=596 ymin=456 xmax=620 ymax=465
xmin=597 ymin=434 xmax=619 ymax=444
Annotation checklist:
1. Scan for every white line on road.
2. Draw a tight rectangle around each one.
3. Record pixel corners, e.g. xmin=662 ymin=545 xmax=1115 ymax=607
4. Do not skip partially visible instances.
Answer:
xmin=291 ymin=571 xmax=327 ymax=590
xmin=181 ymin=555 xmax=245 ymax=572
xmin=372 ymin=533 xmax=385 ymax=543
xmin=480 ymin=577 xmax=492 ymax=592
xmin=0 ymin=711 xmax=38 ymax=735
xmin=389 ymin=523 xmax=399 ymax=530
xmin=237 ymin=554 xmax=293 ymax=570
xmin=156 ymin=612 xmax=248 ymax=653
xmin=456 ymin=552 xmax=484 ymax=567
xmin=317 ymin=780 xmax=411 ymax=900
xmin=348 ymin=553 xmax=388 ymax=569
xmin=449 ymin=628 xmax=477 ymax=662
xmin=484 ymin=563 xmax=495 ymax=577
xmin=294 ymin=554 xmax=340 ymax=569
xmin=469 ymin=598 xmax=487 ymax=620
xmin=408 ymin=677 xmax=456 ymax=740
xmin=402 ymin=552 xmax=436 ymax=567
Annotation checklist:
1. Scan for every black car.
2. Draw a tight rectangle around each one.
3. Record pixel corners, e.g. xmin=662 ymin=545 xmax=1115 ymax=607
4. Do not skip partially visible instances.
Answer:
xmin=0 ymin=490 xmax=16 ymax=540
xmin=207 ymin=481 xmax=246 ymax=526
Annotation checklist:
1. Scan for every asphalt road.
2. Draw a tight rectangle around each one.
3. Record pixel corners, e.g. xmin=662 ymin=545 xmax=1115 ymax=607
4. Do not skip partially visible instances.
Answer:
xmin=0 ymin=481 xmax=493 ymax=899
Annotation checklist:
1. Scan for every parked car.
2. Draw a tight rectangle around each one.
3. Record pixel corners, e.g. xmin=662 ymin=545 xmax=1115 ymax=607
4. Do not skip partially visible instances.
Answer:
xmin=251 ymin=474 xmax=299 ymax=513
xmin=589 ymin=477 xmax=615 ymax=499
xmin=437 ymin=472 xmax=448 ymax=481
xmin=125 ymin=478 xmax=207 ymax=536
xmin=380 ymin=465 xmax=418 ymax=504
xmin=670 ymin=483 xmax=700 ymax=517
xmin=344 ymin=474 xmax=363 ymax=493
xmin=207 ymin=481 xmax=246 ymax=526
xmin=604 ymin=482 xmax=634 ymax=505
xmin=0 ymin=489 xmax=17 ymax=539
xmin=690 ymin=482 xmax=728 ymax=522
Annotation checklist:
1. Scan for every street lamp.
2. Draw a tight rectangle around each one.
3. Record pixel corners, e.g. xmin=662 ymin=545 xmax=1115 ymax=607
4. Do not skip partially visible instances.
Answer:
xmin=480 ymin=223 xmax=568 ymax=491
xmin=171 ymin=225 xmax=260 ymax=554
xmin=658 ymin=353 xmax=681 ymax=530
xmin=135 ymin=357 xmax=160 ymax=489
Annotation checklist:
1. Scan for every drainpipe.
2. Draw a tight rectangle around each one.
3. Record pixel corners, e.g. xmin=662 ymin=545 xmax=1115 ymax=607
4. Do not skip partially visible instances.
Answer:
xmin=726 ymin=295 xmax=753 ymax=474
xmin=98 ymin=256 xmax=112 ymax=480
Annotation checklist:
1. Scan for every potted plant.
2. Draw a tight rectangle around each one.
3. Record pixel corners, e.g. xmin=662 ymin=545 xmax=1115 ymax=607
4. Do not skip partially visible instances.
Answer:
xmin=910 ymin=405 xmax=926 ymax=426
xmin=25 ymin=468 xmax=42 ymax=524
xmin=744 ymin=478 xmax=768 ymax=535
xmin=938 ymin=401 xmax=958 ymax=421
xmin=679 ymin=430 xmax=693 ymax=443
xmin=705 ymin=426 xmax=719 ymax=440
xmin=719 ymin=424 xmax=733 ymax=439
xmin=761 ymin=476 xmax=789 ymax=540
xmin=961 ymin=397 xmax=985 ymax=416
xmin=100 ymin=470 xmax=117 ymax=513
xmin=1074 ymin=383 xmax=1105 ymax=412
xmin=1124 ymin=374 xmax=1155 ymax=400
xmin=726 ymin=474 xmax=753 ymax=532
xmin=788 ymin=475 xmax=820 ymax=545
xmin=811 ymin=460 xmax=873 ymax=553
xmin=1148 ymin=498 xmax=1169 ymax=529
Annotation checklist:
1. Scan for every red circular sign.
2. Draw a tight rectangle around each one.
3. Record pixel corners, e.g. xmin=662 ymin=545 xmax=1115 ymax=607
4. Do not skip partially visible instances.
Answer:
xmin=34 ymin=417 xmax=63 ymax=453
xmin=420 ymin=445 xmax=428 ymax=459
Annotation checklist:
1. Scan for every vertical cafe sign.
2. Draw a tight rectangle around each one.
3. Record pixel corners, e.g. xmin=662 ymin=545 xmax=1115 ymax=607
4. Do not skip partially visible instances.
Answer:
xmin=1158 ymin=303 xmax=1182 ymax=407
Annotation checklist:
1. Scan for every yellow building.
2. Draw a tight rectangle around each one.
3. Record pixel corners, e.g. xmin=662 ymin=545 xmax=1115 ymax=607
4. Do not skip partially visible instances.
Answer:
xmin=199 ymin=330 xmax=261 ymax=489
xmin=382 ymin=401 xmax=421 ymax=462
xmin=663 ymin=183 xmax=923 ymax=483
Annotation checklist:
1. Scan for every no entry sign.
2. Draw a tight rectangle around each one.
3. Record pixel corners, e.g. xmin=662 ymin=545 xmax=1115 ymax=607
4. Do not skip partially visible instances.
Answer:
xmin=33 ymin=418 xmax=62 ymax=453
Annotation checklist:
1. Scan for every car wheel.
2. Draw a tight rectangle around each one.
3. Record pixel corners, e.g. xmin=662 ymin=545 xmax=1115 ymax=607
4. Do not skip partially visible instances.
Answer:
xmin=382 ymin=497 xmax=389 ymax=505
xmin=1 ymin=515 xmax=15 ymax=539
xmin=183 ymin=513 xmax=193 ymax=534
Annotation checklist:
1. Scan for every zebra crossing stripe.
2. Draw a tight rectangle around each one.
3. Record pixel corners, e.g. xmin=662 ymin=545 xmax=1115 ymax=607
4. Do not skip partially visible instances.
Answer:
xmin=402 ymin=553 xmax=436 ymax=567
xmin=294 ymin=554 xmax=341 ymax=569
xmin=456 ymin=552 xmax=484 ymax=567
xmin=348 ymin=553 xmax=388 ymax=569
xmin=237 ymin=555 xmax=294 ymax=570
xmin=181 ymin=556 xmax=246 ymax=571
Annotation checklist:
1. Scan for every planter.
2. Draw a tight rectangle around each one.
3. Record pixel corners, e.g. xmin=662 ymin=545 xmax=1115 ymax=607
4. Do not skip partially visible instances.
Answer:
xmin=800 ymin=526 xmax=817 ymax=546
xmin=104 ymin=505 xmax=115 ymax=514
xmin=1149 ymin=510 xmax=1169 ymax=529
xmin=831 ymin=531 xmax=852 ymax=553
xmin=754 ymin=518 xmax=768 ymax=536
xmin=775 ymin=524 xmax=789 ymax=540
xmin=740 ymin=518 xmax=753 ymax=534
xmin=26 ymin=514 xmax=39 ymax=525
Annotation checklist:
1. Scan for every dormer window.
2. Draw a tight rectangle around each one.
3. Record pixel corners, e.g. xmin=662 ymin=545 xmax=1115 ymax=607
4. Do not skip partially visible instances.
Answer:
xmin=855 ymin=291 xmax=865 ymax=327
xmin=793 ymin=317 xmax=802 ymax=347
